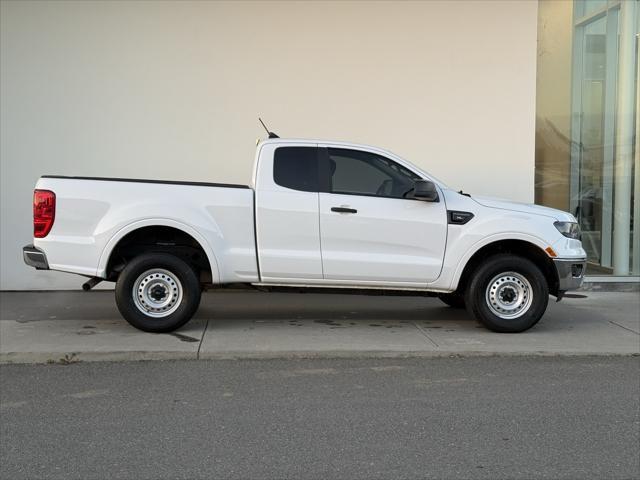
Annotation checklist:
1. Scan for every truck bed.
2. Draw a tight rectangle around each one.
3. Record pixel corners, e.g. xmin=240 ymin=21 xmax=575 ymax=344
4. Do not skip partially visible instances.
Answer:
xmin=33 ymin=175 xmax=258 ymax=283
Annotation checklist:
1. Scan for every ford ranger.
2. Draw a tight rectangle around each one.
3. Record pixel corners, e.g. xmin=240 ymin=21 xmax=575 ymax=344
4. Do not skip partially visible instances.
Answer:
xmin=23 ymin=137 xmax=586 ymax=333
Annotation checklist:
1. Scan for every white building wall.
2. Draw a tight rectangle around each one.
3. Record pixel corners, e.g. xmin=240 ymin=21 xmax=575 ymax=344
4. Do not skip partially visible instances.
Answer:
xmin=0 ymin=0 xmax=538 ymax=290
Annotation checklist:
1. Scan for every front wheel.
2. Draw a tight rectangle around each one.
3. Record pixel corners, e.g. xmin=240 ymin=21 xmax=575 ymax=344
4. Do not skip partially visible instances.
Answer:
xmin=464 ymin=254 xmax=549 ymax=333
xmin=115 ymin=253 xmax=201 ymax=332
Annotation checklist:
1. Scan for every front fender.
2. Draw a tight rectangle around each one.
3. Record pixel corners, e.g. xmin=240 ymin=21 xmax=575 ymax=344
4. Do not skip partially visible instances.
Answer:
xmin=443 ymin=232 xmax=552 ymax=292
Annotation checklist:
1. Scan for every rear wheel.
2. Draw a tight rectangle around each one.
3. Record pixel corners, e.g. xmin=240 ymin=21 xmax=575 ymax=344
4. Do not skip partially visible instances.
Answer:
xmin=115 ymin=253 xmax=201 ymax=332
xmin=464 ymin=254 xmax=549 ymax=333
xmin=437 ymin=292 xmax=466 ymax=309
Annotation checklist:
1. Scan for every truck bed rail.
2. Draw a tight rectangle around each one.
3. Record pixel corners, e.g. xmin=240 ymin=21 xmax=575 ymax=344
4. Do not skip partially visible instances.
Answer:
xmin=41 ymin=175 xmax=250 ymax=189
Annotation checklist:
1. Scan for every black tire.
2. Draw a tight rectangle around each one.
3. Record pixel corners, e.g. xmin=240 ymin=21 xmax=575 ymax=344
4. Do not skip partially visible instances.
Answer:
xmin=437 ymin=293 xmax=466 ymax=309
xmin=115 ymin=253 xmax=201 ymax=333
xmin=464 ymin=254 xmax=549 ymax=333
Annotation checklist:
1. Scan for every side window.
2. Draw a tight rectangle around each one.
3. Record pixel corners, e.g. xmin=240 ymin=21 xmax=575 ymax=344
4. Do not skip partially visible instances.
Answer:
xmin=327 ymin=148 xmax=420 ymax=198
xmin=273 ymin=147 xmax=319 ymax=192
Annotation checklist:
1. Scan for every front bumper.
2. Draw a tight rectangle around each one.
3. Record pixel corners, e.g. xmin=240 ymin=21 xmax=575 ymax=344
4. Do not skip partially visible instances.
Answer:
xmin=553 ymin=258 xmax=586 ymax=291
xmin=23 ymin=244 xmax=49 ymax=270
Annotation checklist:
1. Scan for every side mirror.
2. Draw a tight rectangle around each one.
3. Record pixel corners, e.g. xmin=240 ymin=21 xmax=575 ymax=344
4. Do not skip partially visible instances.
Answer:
xmin=413 ymin=180 xmax=439 ymax=202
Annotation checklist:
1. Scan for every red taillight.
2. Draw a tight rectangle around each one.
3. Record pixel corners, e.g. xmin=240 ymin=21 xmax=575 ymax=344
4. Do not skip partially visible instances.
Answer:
xmin=33 ymin=189 xmax=56 ymax=238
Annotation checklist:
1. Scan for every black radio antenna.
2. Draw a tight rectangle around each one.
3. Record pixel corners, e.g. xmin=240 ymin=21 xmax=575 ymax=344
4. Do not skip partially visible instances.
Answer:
xmin=259 ymin=118 xmax=279 ymax=139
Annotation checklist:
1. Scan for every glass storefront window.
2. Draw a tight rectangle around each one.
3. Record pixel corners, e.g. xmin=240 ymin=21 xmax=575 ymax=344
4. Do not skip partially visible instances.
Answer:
xmin=577 ymin=0 xmax=608 ymax=17
xmin=536 ymin=0 xmax=639 ymax=276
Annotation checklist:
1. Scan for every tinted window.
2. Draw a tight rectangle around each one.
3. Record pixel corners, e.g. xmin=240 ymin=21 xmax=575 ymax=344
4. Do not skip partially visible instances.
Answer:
xmin=327 ymin=148 xmax=420 ymax=198
xmin=273 ymin=147 xmax=319 ymax=192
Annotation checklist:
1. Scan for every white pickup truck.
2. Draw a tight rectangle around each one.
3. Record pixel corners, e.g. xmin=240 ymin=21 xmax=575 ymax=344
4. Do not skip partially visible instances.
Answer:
xmin=24 ymin=137 xmax=586 ymax=333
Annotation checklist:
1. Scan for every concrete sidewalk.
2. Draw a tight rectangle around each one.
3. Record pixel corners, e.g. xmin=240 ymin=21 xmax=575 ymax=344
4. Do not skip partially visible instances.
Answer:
xmin=0 ymin=290 xmax=638 ymax=363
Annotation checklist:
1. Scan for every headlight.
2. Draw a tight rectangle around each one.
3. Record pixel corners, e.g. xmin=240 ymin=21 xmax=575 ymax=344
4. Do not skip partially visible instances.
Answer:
xmin=554 ymin=221 xmax=581 ymax=240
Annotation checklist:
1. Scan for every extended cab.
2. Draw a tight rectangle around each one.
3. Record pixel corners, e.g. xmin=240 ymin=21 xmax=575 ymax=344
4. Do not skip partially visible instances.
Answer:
xmin=24 ymin=138 xmax=587 ymax=333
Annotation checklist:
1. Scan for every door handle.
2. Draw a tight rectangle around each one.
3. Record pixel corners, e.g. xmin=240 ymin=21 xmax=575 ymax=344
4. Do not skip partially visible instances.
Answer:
xmin=331 ymin=207 xmax=358 ymax=214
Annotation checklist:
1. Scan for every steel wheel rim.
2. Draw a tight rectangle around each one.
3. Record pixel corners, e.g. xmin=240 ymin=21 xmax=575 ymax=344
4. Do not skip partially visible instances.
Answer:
xmin=132 ymin=269 xmax=183 ymax=318
xmin=485 ymin=271 xmax=533 ymax=319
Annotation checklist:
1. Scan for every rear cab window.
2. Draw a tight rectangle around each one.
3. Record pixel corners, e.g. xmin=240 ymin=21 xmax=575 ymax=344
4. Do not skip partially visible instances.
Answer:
xmin=273 ymin=147 xmax=319 ymax=192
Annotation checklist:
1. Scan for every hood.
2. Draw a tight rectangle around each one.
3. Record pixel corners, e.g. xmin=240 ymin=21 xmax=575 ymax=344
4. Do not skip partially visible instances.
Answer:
xmin=471 ymin=195 xmax=576 ymax=222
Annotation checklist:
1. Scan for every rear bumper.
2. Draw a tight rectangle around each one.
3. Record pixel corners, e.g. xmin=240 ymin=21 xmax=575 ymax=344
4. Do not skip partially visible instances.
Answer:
xmin=554 ymin=258 xmax=586 ymax=291
xmin=23 ymin=244 xmax=49 ymax=270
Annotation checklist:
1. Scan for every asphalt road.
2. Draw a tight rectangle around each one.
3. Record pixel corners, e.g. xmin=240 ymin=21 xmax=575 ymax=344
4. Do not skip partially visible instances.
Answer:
xmin=1 ymin=357 xmax=639 ymax=480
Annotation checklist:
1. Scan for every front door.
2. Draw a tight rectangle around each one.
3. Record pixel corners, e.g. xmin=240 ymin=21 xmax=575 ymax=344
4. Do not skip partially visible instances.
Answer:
xmin=318 ymin=147 xmax=447 ymax=285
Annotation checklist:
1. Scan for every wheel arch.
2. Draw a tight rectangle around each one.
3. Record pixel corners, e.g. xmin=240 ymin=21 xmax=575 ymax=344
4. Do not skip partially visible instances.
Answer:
xmin=452 ymin=238 xmax=559 ymax=296
xmin=97 ymin=219 xmax=220 ymax=284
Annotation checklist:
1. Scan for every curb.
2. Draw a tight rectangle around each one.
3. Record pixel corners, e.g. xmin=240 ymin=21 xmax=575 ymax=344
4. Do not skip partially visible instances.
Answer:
xmin=2 ymin=349 xmax=638 ymax=365
xmin=0 ymin=351 xmax=198 ymax=365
